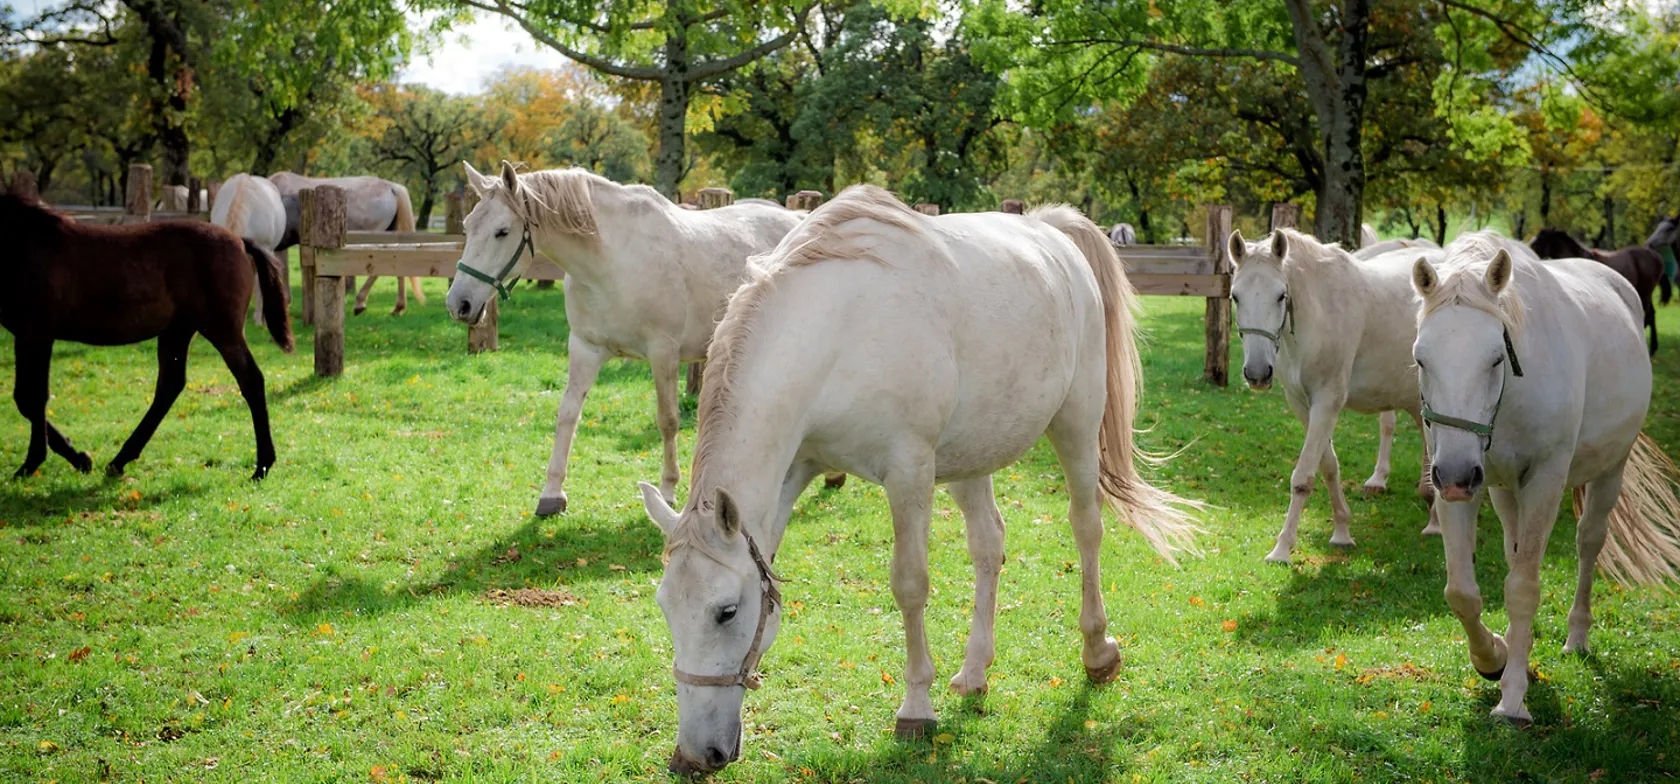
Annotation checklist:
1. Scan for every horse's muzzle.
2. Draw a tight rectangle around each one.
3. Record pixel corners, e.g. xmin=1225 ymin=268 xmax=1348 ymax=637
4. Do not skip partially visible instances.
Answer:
xmin=668 ymin=741 xmax=738 ymax=775
xmin=1432 ymin=463 xmax=1483 ymax=502
xmin=1243 ymin=365 xmax=1274 ymax=390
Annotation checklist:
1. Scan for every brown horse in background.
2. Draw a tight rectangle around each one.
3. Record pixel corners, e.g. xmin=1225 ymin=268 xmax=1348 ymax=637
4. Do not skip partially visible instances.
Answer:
xmin=0 ymin=193 xmax=293 ymax=481
xmin=1531 ymin=227 xmax=1666 ymax=355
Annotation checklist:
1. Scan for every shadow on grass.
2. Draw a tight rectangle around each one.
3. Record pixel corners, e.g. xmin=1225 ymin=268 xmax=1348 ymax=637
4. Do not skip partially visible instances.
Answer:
xmin=284 ymin=508 xmax=666 ymax=623
xmin=767 ymin=683 xmax=1142 ymax=783
xmin=0 ymin=473 xmax=213 ymax=523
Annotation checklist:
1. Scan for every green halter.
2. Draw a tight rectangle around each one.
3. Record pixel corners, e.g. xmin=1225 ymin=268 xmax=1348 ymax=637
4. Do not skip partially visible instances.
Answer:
xmin=455 ymin=225 xmax=534 ymax=302
xmin=1420 ymin=329 xmax=1524 ymax=448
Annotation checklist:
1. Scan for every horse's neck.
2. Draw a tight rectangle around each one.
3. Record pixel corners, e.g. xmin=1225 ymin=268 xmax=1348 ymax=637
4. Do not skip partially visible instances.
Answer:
xmin=535 ymin=184 xmax=671 ymax=284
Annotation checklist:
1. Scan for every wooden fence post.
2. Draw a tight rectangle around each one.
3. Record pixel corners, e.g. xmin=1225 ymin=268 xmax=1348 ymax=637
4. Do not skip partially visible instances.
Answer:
xmin=786 ymin=190 xmax=824 ymax=211
xmin=207 ymin=179 xmax=222 ymax=209
xmin=1270 ymin=203 xmax=1299 ymax=231
xmin=445 ymin=191 xmax=466 ymax=234
xmin=187 ymin=176 xmax=203 ymax=214
xmin=467 ymin=299 xmax=499 ymax=354
xmin=1000 ymin=199 xmax=1024 ymax=215
xmin=688 ymin=187 xmax=736 ymax=394
xmin=310 ymin=185 xmax=348 ymax=377
xmin=124 ymin=164 xmax=152 ymax=224
xmin=914 ymin=203 xmax=940 ymax=216
xmin=1204 ymin=205 xmax=1234 ymax=387
xmin=298 ymin=189 xmax=317 ymax=326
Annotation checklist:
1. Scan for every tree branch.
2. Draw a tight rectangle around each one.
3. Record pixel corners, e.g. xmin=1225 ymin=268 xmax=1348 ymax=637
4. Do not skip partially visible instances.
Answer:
xmin=688 ymin=2 xmax=818 ymax=80
xmin=1043 ymin=37 xmax=1299 ymax=67
xmin=461 ymin=0 xmax=664 ymax=80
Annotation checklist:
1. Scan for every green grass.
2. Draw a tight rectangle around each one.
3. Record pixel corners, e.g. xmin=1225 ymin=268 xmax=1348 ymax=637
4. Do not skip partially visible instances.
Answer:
xmin=2 ymin=276 xmax=1679 ymax=783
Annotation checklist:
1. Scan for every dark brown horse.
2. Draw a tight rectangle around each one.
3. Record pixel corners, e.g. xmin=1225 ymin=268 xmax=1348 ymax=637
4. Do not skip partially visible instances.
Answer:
xmin=0 ymin=193 xmax=293 ymax=481
xmin=1531 ymin=227 xmax=1666 ymax=355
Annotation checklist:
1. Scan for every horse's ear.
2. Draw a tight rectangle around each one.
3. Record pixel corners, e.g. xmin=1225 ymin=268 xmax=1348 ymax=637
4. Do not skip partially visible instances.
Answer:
xmin=499 ymin=159 xmax=520 ymax=193
xmin=1485 ymin=249 xmax=1513 ymax=294
xmin=1271 ymin=230 xmax=1288 ymax=260
xmin=1412 ymin=257 xmax=1438 ymax=297
xmin=1227 ymin=230 xmax=1246 ymax=266
xmin=463 ymin=161 xmax=494 ymax=196
xmin=640 ymin=481 xmax=680 ymax=538
xmin=715 ymin=487 xmax=742 ymax=538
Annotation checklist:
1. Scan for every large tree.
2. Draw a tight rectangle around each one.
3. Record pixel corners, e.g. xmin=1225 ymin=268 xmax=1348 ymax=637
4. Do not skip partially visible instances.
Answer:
xmin=447 ymin=0 xmax=816 ymax=197
xmin=366 ymin=84 xmax=503 ymax=227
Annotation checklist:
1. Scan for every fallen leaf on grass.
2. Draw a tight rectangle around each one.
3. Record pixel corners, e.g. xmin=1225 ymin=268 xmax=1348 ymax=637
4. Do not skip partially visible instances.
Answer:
xmin=68 ymin=646 xmax=91 ymax=664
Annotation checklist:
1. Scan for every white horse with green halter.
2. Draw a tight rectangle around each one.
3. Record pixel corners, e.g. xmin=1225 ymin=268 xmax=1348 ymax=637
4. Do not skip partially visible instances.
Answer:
xmin=1229 ymin=228 xmax=1445 ymax=564
xmin=1410 ymin=231 xmax=1680 ymax=725
xmin=639 ymin=186 xmax=1199 ymax=774
xmin=444 ymin=161 xmax=805 ymax=515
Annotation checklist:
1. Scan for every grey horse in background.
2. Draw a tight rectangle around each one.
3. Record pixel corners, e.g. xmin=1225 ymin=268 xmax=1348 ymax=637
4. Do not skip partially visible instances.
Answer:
xmin=268 ymin=172 xmax=425 ymax=316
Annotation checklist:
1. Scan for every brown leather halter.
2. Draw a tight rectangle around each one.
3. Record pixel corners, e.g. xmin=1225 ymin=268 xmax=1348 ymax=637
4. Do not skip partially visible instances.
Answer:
xmin=671 ymin=530 xmax=781 ymax=690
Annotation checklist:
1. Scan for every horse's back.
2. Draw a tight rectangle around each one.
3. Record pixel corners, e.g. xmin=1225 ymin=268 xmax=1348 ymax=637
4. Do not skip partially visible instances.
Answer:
xmin=49 ymin=221 xmax=253 ymax=345
xmin=211 ymin=174 xmax=286 ymax=250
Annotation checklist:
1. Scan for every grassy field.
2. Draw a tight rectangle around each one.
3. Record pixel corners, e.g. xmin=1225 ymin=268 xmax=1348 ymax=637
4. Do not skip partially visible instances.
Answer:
xmin=2 ymin=274 xmax=1678 ymax=783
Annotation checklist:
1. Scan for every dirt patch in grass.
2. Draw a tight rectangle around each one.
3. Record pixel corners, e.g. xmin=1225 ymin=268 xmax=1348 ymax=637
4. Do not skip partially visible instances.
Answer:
xmin=480 ymin=588 xmax=581 ymax=608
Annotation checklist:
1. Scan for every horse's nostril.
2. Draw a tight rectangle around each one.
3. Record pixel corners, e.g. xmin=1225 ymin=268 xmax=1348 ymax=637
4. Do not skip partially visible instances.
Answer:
xmin=1431 ymin=465 xmax=1443 ymax=489
xmin=703 ymin=746 xmax=729 ymax=769
xmin=1469 ymin=465 xmax=1484 ymax=487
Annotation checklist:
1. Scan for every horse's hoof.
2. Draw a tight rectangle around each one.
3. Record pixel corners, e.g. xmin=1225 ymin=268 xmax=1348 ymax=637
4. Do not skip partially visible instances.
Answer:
xmin=70 ymin=452 xmax=93 ymax=473
xmin=1492 ymin=709 xmax=1533 ymax=729
xmin=1476 ymin=665 xmax=1504 ymax=682
xmin=948 ymin=671 xmax=989 ymax=696
xmin=251 ymin=465 xmax=271 ymax=482
xmin=352 ymin=305 xmax=367 ymax=316
xmin=390 ymin=306 xmax=406 ymax=317
xmin=104 ymin=462 xmax=125 ymax=478
xmin=1360 ymin=483 xmax=1388 ymax=496
xmin=1420 ymin=523 xmax=1443 ymax=537
xmin=12 ymin=466 xmax=36 ymax=480
xmin=535 ymin=494 xmax=567 ymax=517
xmin=1328 ymin=535 xmax=1356 ymax=548
xmin=893 ymin=717 xmax=937 ymax=740
xmin=1085 ymin=656 xmax=1123 ymax=684
xmin=1263 ymin=548 xmax=1292 ymax=564
xmin=824 ymin=472 xmax=847 ymax=490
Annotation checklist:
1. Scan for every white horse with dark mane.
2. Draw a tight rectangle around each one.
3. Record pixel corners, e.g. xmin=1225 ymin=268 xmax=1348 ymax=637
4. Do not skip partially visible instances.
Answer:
xmin=445 ymin=161 xmax=809 ymax=514
xmin=1230 ymin=228 xmax=1446 ymax=563
xmin=638 ymin=186 xmax=1199 ymax=773
xmin=268 ymin=172 xmax=424 ymax=316
xmin=1410 ymin=231 xmax=1680 ymax=725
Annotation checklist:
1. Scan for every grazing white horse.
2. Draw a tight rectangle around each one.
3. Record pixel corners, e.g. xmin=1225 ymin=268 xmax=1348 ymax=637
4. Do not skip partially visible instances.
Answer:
xmin=1229 ymin=229 xmax=1444 ymax=563
xmin=639 ymin=186 xmax=1199 ymax=773
xmin=1411 ymin=231 xmax=1680 ymax=725
xmin=445 ymin=161 xmax=805 ymax=515
xmin=268 ymin=172 xmax=424 ymax=316
xmin=211 ymin=174 xmax=289 ymax=326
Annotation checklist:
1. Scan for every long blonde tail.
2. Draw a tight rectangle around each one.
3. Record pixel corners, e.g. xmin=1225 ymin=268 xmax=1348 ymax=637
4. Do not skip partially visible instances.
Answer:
xmin=1583 ymin=432 xmax=1680 ymax=587
xmin=1030 ymin=204 xmax=1204 ymax=563
xmin=391 ymin=183 xmax=425 ymax=304
xmin=223 ymin=177 xmax=250 ymax=237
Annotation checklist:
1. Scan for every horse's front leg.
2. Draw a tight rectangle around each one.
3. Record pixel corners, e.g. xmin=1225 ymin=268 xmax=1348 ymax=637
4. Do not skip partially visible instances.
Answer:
xmin=1443 ymin=489 xmax=1506 ymax=682
xmin=884 ymin=459 xmax=937 ymax=738
xmin=535 ymin=334 xmax=610 ymax=516
xmin=1363 ymin=410 xmax=1396 ymax=494
xmin=1492 ymin=479 xmax=1566 ymax=726
xmin=11 ymin=339 xmax=78 ymax=477
xmin=947 ymin=476 xmax=1006 ymax=695
xmin=353 ymin=275 xmax=379 ymax=316
xmin=108 ymin=327 xmax=193 ymax=478
xmin=1267 ymin=397 xmax=1342 ymax=563
xmin=649 ymin=348 xmax=684 ymax=507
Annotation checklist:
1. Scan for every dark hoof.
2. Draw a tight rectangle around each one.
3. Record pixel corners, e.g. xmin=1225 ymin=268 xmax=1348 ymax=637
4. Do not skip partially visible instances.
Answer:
xmin=535 ymin=494 xmax=567 ymax=517
xmin=70 ymin=452 xmax=93 ymax=473
xmin=390 ymin=307 xmax=406 ymax=317
xmin=251 ymin=465 xmax=271 ymax=482
xmin=1476 ymin=665 xmax=1504 ymax=682
xmin=104 ymin=462 xmax=126 ymax=479
xmin=894 ymin=717 xmax=937 ymax=741
xmin=1085 ymin=657 xmax=1123 ymax=684
xmin=352 ymin=305 xmax=367 ymax=316
xmin=12 ymin=465 xmax=37 ymax=480
xmin=823 ymin=472 xmax=847 ymax=490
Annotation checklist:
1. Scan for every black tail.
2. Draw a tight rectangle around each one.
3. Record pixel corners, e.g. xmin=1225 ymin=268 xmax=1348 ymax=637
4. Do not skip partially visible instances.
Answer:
xmin=1662 ymin=266 xmax=1673 ymax=306
xmin=244 ymin=238 xmax=295 ymax=353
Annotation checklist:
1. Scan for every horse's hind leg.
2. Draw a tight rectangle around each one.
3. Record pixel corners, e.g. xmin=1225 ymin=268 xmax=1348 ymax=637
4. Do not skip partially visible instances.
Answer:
xmin=11 ymin=339 xmax=90 ymax=477
xmin=206 ymin=333 xmax=275 ymax=480
xmin=882 ymin=457 xmax=938 ymax=738
xmin=353 ymin=275 xmax=379 ymax=316
xmin=947 ymin=476 xmax=1005 ymax=696
xmin=535 ymin=334 xmax=610 ymax=516
xmin=1410 ymin=409 xmax=1442 ymax=535
xmin=649 ymin=347 xmax=684 ymax=506
xmin=107 ymin=327 xmax=193 ymax=478
xmin=1322 ymin=443 xmax=1355 ymax=547
xmin=1363 ymin=411 xmax=1395 ymax=494
xmin=1045 ymin=403 xmax=1121 ymax=683
xmin=407 ymin=277 xmax=426 ymax=305
xmin=1564 ymin=466 xmax=1623 ymax=655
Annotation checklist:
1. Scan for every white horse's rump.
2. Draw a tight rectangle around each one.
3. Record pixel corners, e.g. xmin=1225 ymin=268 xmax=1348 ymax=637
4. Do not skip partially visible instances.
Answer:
xmin=1412 ymin=231 xmax=1680 ymax=725
xmin=1356 ymin=237 xmax=1437 ymax=259
xmin=212 ymin=174 xmax=288 ymax=326
xmin=639 ymin=186 xmax=1198 ymax=773
xmin=446 ymin=161 xmax=805 ymax=515
xmin=1229 ymin=228 xmax=1443 ymax=563
xmin=268 ymin=172 xmax=424 ymax=316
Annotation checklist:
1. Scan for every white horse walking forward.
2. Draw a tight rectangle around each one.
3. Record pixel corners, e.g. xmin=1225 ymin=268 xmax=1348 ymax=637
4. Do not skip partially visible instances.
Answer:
xmin=638 ymin=186 xmax=1199 ymax=773
xmin=1411 ymin=231 xmax=1680 ymax=725
xmin=445 ymin=161 xmax=805 ymax=514
xmin=1229 ymin=229 xmax=1443 ymax=563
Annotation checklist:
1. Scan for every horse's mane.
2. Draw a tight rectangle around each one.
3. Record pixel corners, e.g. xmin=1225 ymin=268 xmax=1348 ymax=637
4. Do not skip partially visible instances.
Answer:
xmin=686 ymin=185 xmax=924 ymax=506
xmin=223 ymin=176 xmax=250 ymax=237
xmin=1531 ymin=227 xmax=1589 ymax=259
xmin=1423 ymin=231 xmax=1530 ymax=337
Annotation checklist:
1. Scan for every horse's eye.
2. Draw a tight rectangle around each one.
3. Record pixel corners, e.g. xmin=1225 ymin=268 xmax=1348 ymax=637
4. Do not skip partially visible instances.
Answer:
xmin=716 ymin=605 xmax=738 ymax=625
xmin=1276 ymin=293 xmax=1286 ymax=303
xmin=1231 ymin=294 xmax=1240 ymax=305
xmin=1415 ymin=359 xmax=1426 ymax=372
xmin=495 ymin=228 xmax=509 ymax=239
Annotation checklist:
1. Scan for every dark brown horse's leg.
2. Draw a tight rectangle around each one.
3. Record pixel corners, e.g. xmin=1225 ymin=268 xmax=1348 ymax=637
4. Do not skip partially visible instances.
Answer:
xmin=208 ymin=337 xmax=275 ymax=480
xmin=1646 ymin=294 xmax=1658 ymax=356
xmin=11 ymin=339 xmax=90 ymax=477
xmin=107 ymin=328 xmax=193 ymax=478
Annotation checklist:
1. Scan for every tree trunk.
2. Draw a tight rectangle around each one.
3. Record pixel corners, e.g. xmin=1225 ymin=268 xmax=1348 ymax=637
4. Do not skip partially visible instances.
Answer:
xmin=1539 ymin=168 xmax=1552 ymax=226
xmin=1284 ymin=0 xmax=1369 ymax=249
xmin=1434 ymin=202 xmax=1448 ymax=246
xmin=417 ymin=193 xmax=435 ymax=232
xmin=653 ymin=19 xmax=692 ymax=200
xmin=1601 ymin=192 xmax=1615 ymax=247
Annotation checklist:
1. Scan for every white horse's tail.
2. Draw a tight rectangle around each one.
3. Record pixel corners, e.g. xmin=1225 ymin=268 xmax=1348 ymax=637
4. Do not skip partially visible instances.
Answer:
xmin=223 ymin=177 xmax=250 ymax=237
xmin=390 ymin=183 xmax=425 ymax=303
xmin=1031 ymin=204 xmax=1204 ymax=564
xmin=1584 ymin=432 xmax=1680 ymax=587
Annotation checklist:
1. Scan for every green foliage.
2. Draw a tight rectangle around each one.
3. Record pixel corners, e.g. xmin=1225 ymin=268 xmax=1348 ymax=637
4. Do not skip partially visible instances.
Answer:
xmin=546 ymin=102 xmax=651 ymax=183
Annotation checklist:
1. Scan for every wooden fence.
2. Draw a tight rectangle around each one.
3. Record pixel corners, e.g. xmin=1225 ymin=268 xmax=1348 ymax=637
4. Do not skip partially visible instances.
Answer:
xmin=50 ymin=164 xmax=216 ymax=225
